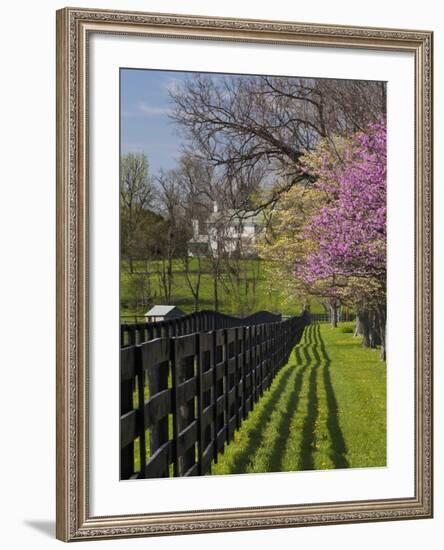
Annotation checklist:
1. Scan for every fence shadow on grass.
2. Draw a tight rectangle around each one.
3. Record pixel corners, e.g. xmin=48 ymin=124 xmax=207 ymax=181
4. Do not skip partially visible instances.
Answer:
xmin=227 ymin=326 xmax=314 ymax=474
xmin=226 ymin=365 xmax=294 ymax=474
xmin=305 ymin=325 xmax=323 ymax=468
xmin=297 ymin=324 xmax=349 ymax=470
xmin=316 ymin=324 xmax=349 ymax=469
xmin=213 ymin=323 xmax=350 ymax=474
xmin=298 ymin=356 xmax=319 ymax=470
xmin=261 ymin=327 xmax=314 ymax=472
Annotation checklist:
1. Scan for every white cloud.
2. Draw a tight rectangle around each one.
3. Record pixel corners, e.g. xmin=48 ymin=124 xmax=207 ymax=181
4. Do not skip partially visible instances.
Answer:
xmin=162 ymin=76 xmax=182 ymax=95
xmin=138 ymin=102 xmax=172 ymax=117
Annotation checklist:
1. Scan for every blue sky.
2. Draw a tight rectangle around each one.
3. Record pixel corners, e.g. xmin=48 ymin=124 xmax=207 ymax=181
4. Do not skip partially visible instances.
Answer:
xmin=120 ymin=69 xmax=191 ymax=174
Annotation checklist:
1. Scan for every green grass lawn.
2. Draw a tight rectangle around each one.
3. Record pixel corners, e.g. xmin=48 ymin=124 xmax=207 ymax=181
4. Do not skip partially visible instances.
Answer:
xmin=121 ymin=258 xmax=325 ymax=318
xmin=211 ymin=323 xmax=386 ymax=474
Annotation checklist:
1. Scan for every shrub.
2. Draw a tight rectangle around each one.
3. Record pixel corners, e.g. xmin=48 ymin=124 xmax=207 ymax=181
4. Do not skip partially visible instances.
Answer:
xmin=339 ymin=322 xmax=355 ymax=334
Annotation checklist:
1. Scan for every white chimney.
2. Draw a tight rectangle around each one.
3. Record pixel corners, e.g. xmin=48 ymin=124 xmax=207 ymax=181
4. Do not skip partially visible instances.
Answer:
xmin=191 ymin=219 xmax=199 ymax=237
xmin=213 ymin=201 xmax=218 ymax=213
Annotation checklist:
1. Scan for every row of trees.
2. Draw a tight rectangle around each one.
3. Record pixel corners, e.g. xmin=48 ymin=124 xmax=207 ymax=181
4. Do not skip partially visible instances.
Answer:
xmin=259 ymin=121 xmax=387 ymax=359
xmin=170 ymin=75 xmax=386 ymax=214
xmin=169 ymin=73 xmax=387 ymax=359
xmin=120 ymin=152 xmax=263 ymax=315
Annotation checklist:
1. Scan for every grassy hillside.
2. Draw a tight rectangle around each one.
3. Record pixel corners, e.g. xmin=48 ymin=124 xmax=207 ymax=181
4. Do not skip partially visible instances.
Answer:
xmin=121 ymin=258 xmax=325 ymax=318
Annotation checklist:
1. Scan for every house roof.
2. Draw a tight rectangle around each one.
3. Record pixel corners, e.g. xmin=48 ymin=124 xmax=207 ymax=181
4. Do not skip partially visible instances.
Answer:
xmin=144 ymin=305 xmax=183 ymax=316
xmin=208 ymin=209 xmax=266 ymax=225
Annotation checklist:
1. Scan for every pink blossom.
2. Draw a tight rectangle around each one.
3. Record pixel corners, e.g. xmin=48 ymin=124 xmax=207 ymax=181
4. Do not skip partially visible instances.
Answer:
xmin=296 ymin=121 xmax=386 ymax=287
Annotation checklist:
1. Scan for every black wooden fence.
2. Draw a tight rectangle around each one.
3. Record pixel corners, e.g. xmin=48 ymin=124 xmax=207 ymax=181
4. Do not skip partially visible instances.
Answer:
xmin=120 ymin=311 xmax=310 ymax=479
xmin=120 ymin=310 xmax=283 ymax=348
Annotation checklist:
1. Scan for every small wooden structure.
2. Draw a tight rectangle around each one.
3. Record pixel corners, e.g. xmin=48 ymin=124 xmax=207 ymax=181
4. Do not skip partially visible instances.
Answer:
xmin=144 ymin=305 xmax=185 ymax=323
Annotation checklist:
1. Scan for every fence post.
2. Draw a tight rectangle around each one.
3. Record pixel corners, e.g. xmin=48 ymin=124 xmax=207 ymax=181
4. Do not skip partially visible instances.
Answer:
xmin=244 ymin=326 xmax=252 ymax=416
xmin=255 ymin=325 xmax=262 ymax=400
xmin=148 ymin=342 xmax=170 ymax=477
xmin=135 ymin=346 xmax=146 ymax=477
xmin=197 ymin=332 xmax=215 ymax=475
xmin=120 ymin=346 xmax=139 ymax=479
xmin=213 ymin=330 xmax=226 ymax=459
xmin=225 ymin=328 xmax=237 ymax=443
xmin=236 ymin=327 xmax=244 ymax=428
xmin=172 ymin=334 xmax=198 ymax=476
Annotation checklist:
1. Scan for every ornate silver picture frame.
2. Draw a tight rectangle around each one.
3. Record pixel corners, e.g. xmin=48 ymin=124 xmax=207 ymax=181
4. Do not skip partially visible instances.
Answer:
xmin=56 ymin=7 xmax=433 ymax=542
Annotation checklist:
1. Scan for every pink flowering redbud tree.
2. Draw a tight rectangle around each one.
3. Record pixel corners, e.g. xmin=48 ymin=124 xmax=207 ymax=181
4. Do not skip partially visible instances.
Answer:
xmin=297 ymin=121 xmax=387 ymax=359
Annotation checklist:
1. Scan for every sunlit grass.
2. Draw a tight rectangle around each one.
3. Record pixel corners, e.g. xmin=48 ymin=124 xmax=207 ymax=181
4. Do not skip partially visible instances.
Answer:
xmin=211 ymin=323 xmax=386 ymax=475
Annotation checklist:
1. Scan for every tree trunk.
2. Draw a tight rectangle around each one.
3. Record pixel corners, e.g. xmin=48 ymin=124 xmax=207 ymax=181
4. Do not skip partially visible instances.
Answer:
xmin=359 ymin=309 xmax=371 ymax=347
xmin=329 ymin=303 xmax=338 ymax=328
xmin=376 ymin=303 xmax=387 ymax=361
xmin=213 ymin=276 xmax=219 ymax=312
xmin=354 ymin=313 xmax=362 ymax=337
xmin=167 ymin=257 xmax=173 ymax=304
xmin=357 ymin=306 xmax=386 ymax=358
xmin=379 ymin=335 xmax=386 ymax=361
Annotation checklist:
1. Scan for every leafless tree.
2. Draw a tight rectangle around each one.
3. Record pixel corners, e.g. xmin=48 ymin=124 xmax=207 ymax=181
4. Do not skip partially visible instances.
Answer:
xmin=180 ymin=253 xmax=203 ymax=312
xmin=170 ymin=75 xmax=386 ymax=215
xmin=154 ymin=171 xmax=188 ymax=303
xmin=174 ymin=154 xmax=266 ymax=314
xmin=120 ymin=153 xmax=155 ymax=272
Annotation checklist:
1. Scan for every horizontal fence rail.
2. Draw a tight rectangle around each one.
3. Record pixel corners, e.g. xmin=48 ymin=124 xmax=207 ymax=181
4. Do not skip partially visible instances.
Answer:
xmin=309 ymin=312 xmax=356 ymax=323
xmin=121 ymin=309 xmax=283 ymax=348
xmin=120 ymin=311 xmax=310 ymax=479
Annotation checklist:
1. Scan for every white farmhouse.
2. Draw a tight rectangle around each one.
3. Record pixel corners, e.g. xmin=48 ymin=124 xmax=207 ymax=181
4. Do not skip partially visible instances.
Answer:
xmin=188 ymin=201 xmax=264 ymax=258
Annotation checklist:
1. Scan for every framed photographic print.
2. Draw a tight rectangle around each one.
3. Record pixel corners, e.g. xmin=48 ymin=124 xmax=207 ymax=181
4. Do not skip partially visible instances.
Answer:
xmin=56 ymin=7 xmax=433 ymax=542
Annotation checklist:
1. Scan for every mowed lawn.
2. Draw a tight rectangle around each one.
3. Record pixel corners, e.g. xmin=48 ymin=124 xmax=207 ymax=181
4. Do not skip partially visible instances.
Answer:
xmin=211 ymin=323 xmax=386 ymax=474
